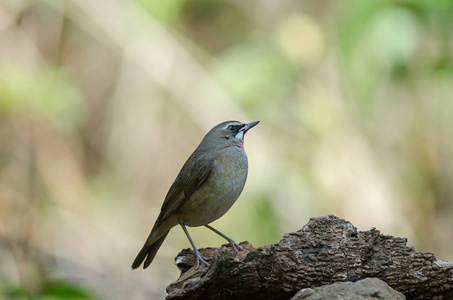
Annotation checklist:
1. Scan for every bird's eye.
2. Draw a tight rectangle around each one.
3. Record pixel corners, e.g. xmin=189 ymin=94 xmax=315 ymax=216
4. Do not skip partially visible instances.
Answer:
xmin=228 ymin=125 xmax=234 ymax=131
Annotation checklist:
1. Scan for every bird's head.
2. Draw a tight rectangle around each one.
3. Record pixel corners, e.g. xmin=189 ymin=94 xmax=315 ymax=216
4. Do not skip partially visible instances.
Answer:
xmin=198 ymin=120 xmax=259 ymax=153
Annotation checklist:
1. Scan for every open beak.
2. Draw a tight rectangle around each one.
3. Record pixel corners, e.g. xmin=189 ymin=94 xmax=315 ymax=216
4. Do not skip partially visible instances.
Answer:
xmin=241 ymin=121 xmax=260 ymax=133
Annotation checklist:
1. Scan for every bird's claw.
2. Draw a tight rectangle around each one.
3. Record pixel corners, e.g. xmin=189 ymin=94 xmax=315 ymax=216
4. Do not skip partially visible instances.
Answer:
xmin=192 ymin=250 xmax=211 ymax=270
xmin=224 ymin=238 xmax=249 ymax=254
xmin=231 ymin=242 xmax=249 ymax=253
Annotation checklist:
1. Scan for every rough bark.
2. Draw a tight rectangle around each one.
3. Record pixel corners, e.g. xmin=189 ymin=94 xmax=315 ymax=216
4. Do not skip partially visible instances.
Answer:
xmin=166 ymin=215 xmax=453 ymax=300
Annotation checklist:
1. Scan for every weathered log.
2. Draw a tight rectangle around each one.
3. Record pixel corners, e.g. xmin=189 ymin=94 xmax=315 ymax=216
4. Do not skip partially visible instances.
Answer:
xmin=166 ymin=215 xmax=453 ymax=300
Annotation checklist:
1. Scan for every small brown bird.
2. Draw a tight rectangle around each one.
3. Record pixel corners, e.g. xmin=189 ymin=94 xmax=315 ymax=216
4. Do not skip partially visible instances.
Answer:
xmin=132 ymin=120 xmax=259 ymax=269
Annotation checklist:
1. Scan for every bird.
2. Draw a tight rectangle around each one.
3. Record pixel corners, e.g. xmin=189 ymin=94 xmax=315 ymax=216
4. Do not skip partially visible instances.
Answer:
xmin=132 ymin=120 xmax=259 ymax=270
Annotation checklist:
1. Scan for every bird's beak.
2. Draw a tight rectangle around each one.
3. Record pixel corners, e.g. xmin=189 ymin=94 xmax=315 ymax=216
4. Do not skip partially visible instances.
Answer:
xmin=241 ymin=121 xmax=260 ymax=133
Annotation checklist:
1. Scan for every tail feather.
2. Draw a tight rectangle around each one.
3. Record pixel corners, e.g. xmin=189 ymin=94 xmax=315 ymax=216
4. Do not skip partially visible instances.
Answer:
xmin=132 ymin=231 xmax=169 ymax=269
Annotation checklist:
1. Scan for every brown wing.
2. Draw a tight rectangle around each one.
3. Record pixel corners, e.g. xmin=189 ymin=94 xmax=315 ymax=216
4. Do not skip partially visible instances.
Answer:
xmin=154 ymin=152 xmax=213 ymax=227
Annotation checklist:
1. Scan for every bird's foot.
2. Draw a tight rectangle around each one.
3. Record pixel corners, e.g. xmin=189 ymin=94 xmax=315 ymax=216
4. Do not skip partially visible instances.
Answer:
xmin=191 ymin=249 xmax=211 ymax=270
xmin=224 ymin=238 xmax=249 ymax=254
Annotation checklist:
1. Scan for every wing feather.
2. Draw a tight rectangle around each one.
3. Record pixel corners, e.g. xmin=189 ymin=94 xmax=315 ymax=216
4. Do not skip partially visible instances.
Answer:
xmin=155 ymin=153 xmax=212 ymax=226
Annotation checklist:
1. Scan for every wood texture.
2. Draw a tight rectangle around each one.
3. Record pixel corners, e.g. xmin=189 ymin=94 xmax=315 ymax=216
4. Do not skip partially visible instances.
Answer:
xmin=166 ymin=215 xmax=453 ymax=300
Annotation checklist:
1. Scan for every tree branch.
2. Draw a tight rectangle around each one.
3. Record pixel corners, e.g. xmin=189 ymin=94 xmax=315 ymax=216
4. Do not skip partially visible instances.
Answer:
xmin=166 ymin=215 xmax=453 ymax=300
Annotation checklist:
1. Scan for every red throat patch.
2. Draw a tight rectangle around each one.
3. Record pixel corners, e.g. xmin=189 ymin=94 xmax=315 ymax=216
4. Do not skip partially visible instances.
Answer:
xmin=239 ymin=140 xmax=246 ymax=154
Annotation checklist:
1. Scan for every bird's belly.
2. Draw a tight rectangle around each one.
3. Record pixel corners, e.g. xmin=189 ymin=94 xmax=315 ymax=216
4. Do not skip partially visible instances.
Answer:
xmin=177 ymin=155 xmax=247 ymax=227
xmin=180 ymin=190 xmax=241 ymax=227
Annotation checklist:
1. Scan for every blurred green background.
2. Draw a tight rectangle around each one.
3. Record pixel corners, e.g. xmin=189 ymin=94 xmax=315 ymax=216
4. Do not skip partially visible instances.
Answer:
xmin=1 ymin=0 xmax=453 ymax=298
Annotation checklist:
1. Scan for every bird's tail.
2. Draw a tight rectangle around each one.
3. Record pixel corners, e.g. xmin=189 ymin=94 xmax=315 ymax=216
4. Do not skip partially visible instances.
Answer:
xmin=131 ymin=231 xmax=169 ymax=269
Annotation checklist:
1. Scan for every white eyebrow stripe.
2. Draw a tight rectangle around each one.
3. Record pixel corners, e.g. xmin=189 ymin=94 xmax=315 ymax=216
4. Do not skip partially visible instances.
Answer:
xmin=222 ymin=122 xmax=241 ymax=130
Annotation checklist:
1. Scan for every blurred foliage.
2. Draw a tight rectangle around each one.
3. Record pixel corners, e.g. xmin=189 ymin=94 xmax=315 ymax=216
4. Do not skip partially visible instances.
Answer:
xmin=0 ymin=65 xmax=85 ymax=131
xmin=4 ymin=278 xmax=96 ymax=300
xmin=213 ymin=39 xmax=297 ymax=107
xmin=1 ymin=0 xmax=453 ymax=299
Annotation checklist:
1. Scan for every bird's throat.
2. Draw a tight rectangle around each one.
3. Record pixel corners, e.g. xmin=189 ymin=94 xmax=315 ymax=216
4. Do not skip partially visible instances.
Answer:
xmin=238 ymin=140 xmax=246 ymax=154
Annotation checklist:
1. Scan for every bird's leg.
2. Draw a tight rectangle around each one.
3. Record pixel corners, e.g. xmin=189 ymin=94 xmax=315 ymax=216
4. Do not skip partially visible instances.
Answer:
xmin=178 ymin=220 xmax=210 ymax=269
xmin=204 ymin=224 xmax=249 ymax=254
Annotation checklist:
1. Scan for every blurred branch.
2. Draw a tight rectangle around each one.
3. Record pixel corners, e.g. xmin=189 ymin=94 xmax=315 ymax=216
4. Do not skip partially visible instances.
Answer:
xmin=64 ymin=0 xmax=249 ymax=131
